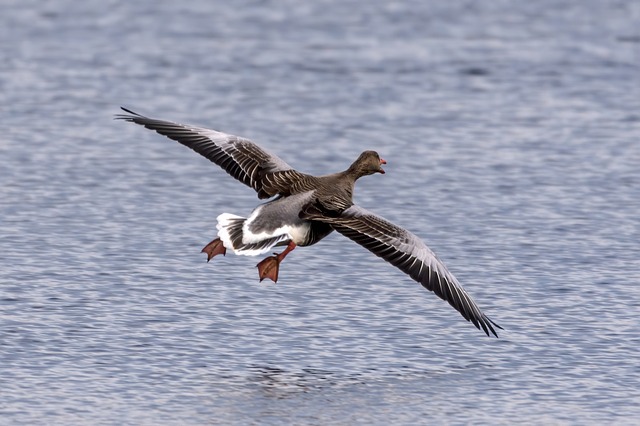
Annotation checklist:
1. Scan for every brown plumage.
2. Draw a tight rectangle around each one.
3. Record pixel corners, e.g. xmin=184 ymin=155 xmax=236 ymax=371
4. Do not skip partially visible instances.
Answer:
xmin=116 ymin=107 xmax=501 ymax=337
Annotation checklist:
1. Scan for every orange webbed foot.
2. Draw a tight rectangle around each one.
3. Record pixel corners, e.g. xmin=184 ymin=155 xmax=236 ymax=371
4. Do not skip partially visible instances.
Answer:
xmin=256 ymin=242 xmax=296 ymax=283
xmin=256 ymin=255 xmax=280 ymax=283
xmin=201 ymin=237 xmax=226 ymax=262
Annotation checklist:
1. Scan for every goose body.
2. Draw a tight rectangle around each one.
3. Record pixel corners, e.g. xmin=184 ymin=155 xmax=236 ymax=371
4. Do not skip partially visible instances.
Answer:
xmin=116 ymin=107 xmax=501 ymax=337
xmin=217 ymin=190 xmax=332 ymax=256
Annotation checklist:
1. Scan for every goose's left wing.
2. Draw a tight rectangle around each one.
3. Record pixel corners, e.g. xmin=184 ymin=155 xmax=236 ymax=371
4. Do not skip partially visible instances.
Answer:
xmin=115 ymin=108 xmax=301 ymax=199
xmin=311 ymin=205 xmax=501 ymax=337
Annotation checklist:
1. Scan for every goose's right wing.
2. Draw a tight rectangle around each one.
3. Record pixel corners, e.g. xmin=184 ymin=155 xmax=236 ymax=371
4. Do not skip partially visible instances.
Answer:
xmin=310 ymin=204 xmax=502 ymax=337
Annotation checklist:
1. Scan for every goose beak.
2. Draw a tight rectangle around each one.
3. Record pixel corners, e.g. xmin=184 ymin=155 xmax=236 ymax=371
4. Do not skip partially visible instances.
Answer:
xmin=379 ymin=157 xmax=387 ymax=174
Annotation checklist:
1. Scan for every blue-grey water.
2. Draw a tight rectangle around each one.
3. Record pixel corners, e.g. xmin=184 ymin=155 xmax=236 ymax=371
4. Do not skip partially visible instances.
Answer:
xmin=2 ymin=0 xmax=639 ymax=424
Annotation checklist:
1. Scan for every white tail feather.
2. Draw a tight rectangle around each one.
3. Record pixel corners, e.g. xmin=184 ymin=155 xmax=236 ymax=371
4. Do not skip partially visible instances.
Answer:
xmin=216 ymin=213 xmax=244 ymax=252
xmin=216 ymin=213 xmax=287 ymax=256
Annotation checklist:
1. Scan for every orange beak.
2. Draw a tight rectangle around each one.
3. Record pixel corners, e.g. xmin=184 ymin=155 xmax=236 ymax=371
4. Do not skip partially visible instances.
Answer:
xmin=379 ymin=157 xmax=386 ymax=174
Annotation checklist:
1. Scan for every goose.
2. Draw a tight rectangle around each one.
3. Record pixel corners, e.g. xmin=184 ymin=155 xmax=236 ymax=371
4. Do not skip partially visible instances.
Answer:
xmin=116 ymin=108 xmax=501 ymax=337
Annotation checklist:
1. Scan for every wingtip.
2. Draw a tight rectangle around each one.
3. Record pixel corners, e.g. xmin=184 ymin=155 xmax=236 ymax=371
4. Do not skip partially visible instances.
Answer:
xmin=485 ymin=316 xmax=503 ymax=338
xmin=114 ymin=106 xmax=143 ymax=121
xmin=120 ymin=106 xmax=140 ymax=115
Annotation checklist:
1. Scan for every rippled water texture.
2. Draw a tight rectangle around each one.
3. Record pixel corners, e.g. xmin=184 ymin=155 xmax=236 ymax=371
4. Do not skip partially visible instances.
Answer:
xmin=2 ymin=0 xmax=640 ymax=424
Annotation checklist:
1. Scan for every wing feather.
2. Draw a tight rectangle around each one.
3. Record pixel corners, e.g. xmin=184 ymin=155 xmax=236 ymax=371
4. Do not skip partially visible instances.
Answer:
xmin=313 ymin=205 xmax=501 ymax=337
xmin=115 ymin=108 xmax=305 ymax=199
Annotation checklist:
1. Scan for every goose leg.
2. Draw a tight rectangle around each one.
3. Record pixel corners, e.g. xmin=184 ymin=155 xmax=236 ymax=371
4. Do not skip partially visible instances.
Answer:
xmin=256 ymin=242 xmax=297 ymax=283
xmin=201 ymin=237 xmax=226 ymax=262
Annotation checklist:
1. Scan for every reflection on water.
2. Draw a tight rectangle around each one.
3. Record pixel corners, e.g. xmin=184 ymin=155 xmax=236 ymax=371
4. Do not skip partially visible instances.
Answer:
xmin=250 ymin=366 xmax=344 ymax=398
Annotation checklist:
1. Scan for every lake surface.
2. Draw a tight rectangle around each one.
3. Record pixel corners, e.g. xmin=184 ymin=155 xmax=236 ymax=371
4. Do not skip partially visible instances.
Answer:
xmin=2 ymin=0 xmax=639 ymax=424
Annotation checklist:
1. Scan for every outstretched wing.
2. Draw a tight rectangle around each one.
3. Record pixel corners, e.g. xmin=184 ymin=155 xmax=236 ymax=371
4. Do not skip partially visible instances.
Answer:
xmin=310 ymin=205 xmax=501 ymax=337
xmin=115 ymin=107 xmax=305 ymax=199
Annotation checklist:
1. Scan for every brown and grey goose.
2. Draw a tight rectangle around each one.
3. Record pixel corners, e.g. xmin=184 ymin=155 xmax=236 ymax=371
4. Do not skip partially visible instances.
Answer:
xmin=116 ymin=107 xmax=502 ymax=337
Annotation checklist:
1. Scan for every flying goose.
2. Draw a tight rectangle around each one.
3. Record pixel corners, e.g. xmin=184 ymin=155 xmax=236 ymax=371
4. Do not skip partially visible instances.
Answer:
xmin=116 ymin=107 xmax=501 ymax=337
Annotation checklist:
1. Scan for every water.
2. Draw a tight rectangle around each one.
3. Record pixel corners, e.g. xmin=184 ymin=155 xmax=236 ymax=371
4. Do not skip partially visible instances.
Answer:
xmin=2 ymin=0 xmax=639 ymax=424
